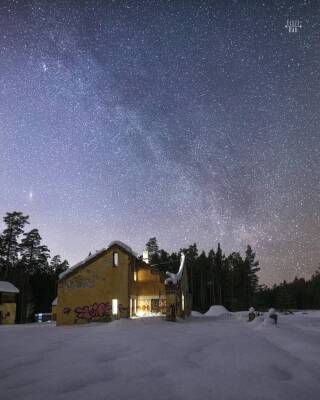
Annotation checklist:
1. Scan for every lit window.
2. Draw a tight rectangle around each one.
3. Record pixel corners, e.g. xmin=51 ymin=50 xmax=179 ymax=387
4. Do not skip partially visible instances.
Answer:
xmin=113 ymin=252 xmax=119 ymax=267
xmin=112 ymin=299 xmax=118 ymax=315
xmin=133 ymin=270 xmax=137 ymax=281
xmin=134 ymin=298 xmax=137 ymax=314
xmin=182 ymin=294 xmax=185 ymax=311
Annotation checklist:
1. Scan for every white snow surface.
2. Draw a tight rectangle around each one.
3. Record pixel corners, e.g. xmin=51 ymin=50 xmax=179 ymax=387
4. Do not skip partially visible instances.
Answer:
xmin=1 ymin=311 xmax=320 ymax=400
xmin=191 ymin=310 xmax=204 ymax=317
xmin=205 ymin=305 xmax=232 ymax=317
xmin=0 ymin=280 xmax=19 ymax=293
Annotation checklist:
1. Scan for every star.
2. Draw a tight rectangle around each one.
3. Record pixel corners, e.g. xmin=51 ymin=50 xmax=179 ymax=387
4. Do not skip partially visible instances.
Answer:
xmin=0 ymin=0 xmax=319 ymax=286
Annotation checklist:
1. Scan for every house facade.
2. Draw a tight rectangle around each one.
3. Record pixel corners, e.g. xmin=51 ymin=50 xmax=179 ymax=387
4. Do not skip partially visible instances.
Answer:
xmin=56 ymin=241 xmax=168 ymax=325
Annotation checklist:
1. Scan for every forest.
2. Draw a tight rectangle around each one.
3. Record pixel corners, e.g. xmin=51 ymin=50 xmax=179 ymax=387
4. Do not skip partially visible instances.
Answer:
xmin=146 ymin=237 xmax=320 ymax=313
xmin=0 ymin=211 xmax=319 ymax=323
xmin=0 ymin=212 xmax=68 ymax=322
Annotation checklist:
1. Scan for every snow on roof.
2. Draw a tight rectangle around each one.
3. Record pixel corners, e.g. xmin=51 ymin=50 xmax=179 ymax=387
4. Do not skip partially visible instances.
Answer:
xmin=59 ymin=241 xmax=138 ymax=280
xmin=52 ymin=297 xmax=57 ymax=306
xmin=59 ymin=248 xmax=107 ymax=280
xmin=108 ymin=241 xmax=137 ymax=257
xmin=0 ymin=281 xmax=19 ymax=293
xmin=165 ymin=253 xmax=186 ymax=285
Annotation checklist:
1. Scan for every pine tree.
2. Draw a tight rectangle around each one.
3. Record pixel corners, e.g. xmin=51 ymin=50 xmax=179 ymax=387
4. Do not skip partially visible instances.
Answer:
xmin=276 ymin=282 xmax=296 ymax=310
xmin=197 ymin=251 xmax=208 ymax=312
xmin=208 ymin=249 xmax=215 ymax=306
xmin=180 ymin=243 xmax=198 ymax=299
xmin=50 ymin=255 xmax=69 ymax=277
xmin=20 ymin=229 xmax=50 ymax=274
xmin=214 ymin=243 xmax=223 ymax=305
xmin=0 ymin=212 xmax=29 ymax=279
xmin=244 ymin=245 xmax=260 ymax=306
xmin=145 ymin=237 xmax=160 ymax=263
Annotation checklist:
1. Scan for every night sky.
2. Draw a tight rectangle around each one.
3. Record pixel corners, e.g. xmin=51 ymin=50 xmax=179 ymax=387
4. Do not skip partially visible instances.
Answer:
xmin=1 ymin=0 xmax=319 ymax=285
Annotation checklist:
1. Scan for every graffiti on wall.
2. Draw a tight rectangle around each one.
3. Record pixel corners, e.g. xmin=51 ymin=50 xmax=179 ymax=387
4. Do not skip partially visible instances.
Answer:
xmin=74 ymin=302 xmax=111 ymax=319
xmin=74 ymin=302 xmax=128 ymax=320
xmin=63 ymin=307 xmax=71 ymax=314
xmin=136 ymin=298 xmax=166 ymax=314
xmin=60 ymin=272 xmax=100 ymax=290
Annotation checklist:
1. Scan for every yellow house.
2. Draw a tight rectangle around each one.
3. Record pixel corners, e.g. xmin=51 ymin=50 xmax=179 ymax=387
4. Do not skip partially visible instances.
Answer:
xmin=56 ymin=241 xmax=167 ymax=325
xmin=0 ymin=281 xmax=19 ymax=325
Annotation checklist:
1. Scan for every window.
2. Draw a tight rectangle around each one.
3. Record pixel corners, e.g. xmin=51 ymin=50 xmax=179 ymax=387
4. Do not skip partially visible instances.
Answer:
xmin=133 ymin=269 xmax=137 ymax=281
xmin=134 ymin=298 xmax=137 ymax=314
xmin=112 ymin=299 xmax=118 ymax=315
xmin=182 ymin=294 xmax=185 ymax=312
xmin=113 ymin=252 xmax=119 ymax=267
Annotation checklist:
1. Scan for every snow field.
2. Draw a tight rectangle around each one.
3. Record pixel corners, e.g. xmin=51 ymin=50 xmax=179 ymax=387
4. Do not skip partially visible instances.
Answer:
xmin=0 ymin=311 xmax=319 ymax=400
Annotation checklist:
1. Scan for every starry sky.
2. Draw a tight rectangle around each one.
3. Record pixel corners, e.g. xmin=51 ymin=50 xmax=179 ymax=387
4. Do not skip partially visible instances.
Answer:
xmin=0 ymin=0 xmax=319 ymax=285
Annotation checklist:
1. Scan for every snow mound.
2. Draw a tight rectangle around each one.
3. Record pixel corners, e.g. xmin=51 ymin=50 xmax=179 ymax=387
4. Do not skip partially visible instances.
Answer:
xmin=192 ymin=311 xmax=204 ymax=317
xmin=205 ymin=305 xmax=232 ymax=318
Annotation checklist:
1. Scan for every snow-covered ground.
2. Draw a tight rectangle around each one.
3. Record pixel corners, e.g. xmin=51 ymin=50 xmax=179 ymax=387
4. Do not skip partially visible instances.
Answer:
xmin=1 ymin=311 xmax=320 ymax=400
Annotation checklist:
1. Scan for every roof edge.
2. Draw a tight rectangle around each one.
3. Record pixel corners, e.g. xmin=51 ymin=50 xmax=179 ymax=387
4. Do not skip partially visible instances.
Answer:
xmin=59 ymin=241 xmax=138 ymax=281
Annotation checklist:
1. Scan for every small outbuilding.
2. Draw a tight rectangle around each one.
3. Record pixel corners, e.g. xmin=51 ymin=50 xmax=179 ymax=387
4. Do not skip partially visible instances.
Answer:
xmin=0 ymin=281 xmax=19 ymax=325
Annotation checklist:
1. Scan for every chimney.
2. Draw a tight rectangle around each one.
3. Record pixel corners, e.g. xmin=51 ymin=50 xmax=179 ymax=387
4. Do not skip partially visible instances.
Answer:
xmin=143 ymin=250 xmax=150 ymax=264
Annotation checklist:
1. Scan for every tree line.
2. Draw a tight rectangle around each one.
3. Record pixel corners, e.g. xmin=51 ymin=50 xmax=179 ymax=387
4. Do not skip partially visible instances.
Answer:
xmin=0 ymin=211 xmax=68 ymax=322
xmin=145 ymin=237 xmax=320 ymax=313
xmin=145 ymin=237 xmax=260 ymax=312
xmin=256 ymin=273 xmax=320 ymax=311
xmin=1 ymin=212 xmax=319 ymax=323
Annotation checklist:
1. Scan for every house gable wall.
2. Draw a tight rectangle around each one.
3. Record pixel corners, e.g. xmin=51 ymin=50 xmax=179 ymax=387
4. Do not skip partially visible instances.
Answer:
xmin=56 ymin=246 xmax=130 ymax=325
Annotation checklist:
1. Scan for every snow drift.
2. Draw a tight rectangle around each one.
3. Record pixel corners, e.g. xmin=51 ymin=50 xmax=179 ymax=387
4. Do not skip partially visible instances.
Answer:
xmin=204 ymin=305 xmax=233 ymax=318
xmin=191 ymin=311 xmax=204 ymax=317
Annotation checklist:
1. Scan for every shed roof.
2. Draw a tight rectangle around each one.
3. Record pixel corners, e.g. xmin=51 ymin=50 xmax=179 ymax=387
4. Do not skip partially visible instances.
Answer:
xmin=0 ymin=281 xmax=19 ymax=293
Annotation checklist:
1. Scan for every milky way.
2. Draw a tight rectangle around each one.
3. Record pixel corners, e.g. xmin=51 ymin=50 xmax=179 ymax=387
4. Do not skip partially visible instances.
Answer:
xmin=0 ymin=0 xmax=319 ymax=285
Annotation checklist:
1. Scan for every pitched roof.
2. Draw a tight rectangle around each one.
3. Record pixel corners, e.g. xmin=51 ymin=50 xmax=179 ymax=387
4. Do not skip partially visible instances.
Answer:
xmin=59 ymin=241 xmax=138 ymax=281
xmin=0 ymin=281 xmax=19 ymax=293
xmin=59 ymin=248 xmax=107 ymax=280
xmin=108 ymin=241 xmax=137 ymax=257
